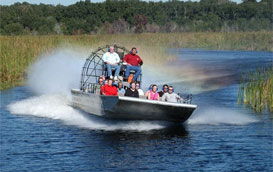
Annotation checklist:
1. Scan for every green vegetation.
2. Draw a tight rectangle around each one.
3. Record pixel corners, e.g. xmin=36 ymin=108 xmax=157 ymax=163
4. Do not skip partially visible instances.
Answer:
xmin=0 ymin=36 xmax=58 ymax=89
xmin=238 ymin=67 xmax=273 ymax=113
xmin=0 ymin=0 xmax=272 ymax=35
xmin=1 ymin=32 xmax=272 ymax=90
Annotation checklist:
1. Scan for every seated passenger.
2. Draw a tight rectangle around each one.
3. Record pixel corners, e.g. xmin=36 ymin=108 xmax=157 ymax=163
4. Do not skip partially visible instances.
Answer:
xmin=148 ymin=84 xmax=159 ymax=101
xmin=136 ymin=82 xmax=144 ymax=96
xmin=125 ymin=82 xmax=139 ymax=98
xmin=100 ymin=75 xmax=105 ymax=81
xmin=123 ymin=47 xmax=143 ymax=83
xmin=101 ymin=79 xmax=118 ymax=96
xmin=94 ymin=77 xmax=104 ymax=94
xmin=100 ymin=79 xmax=109 ymax=94
xmin=158 ymin=84 xmax=168 ymax=97
xmin=161 ymin=86 xmax=183 ymax=103
xmin=145 ymin=84 xmax=153 ymax=98
xmin=102 ymin=46 xmax=120 ymax=80
xmin=117 ymin=82 xmax=125 ymax=94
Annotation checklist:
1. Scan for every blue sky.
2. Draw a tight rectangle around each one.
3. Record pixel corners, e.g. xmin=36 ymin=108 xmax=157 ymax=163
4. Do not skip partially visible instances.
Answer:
xmin=1 ymin=0 xmax=243 ymax=6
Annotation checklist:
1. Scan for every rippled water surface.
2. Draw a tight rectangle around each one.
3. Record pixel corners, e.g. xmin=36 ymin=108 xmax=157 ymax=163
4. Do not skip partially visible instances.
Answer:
xmin=1 ymin=49 xmax=272 ymax=172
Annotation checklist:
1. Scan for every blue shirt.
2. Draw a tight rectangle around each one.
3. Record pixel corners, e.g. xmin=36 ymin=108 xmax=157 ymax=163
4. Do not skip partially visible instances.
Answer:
xmin=118 ymin=88 xmax=125 ymax=94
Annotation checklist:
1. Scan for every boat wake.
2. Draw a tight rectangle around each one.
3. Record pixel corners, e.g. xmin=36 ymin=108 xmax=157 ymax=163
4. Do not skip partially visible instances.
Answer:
xmin=187 ymin=107 xmax=258 ymax=125
xmin=7 ymin=94 xmax=165 ymax=131
xmin=7 ymin=94 xmax=258 ymax=132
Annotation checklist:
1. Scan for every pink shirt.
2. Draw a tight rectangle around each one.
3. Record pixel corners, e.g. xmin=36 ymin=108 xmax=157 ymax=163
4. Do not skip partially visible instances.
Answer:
xmin=149 ymin=91 xmax=159 ymax=100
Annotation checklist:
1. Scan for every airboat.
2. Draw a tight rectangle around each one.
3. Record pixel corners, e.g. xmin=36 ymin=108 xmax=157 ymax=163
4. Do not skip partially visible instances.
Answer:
xmin=71 ymin=45 xmax=197 ymax=122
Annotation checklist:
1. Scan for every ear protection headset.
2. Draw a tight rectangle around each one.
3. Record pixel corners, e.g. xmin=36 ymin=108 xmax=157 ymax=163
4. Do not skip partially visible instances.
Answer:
xmin=136 ymin=83 xmax=141 ymax=88
xmin=118 ymin=82 xmax=123 ymax=89
xmin=162 ymin=84 xmax=168 ymax=91
xmin=130 ymin=82 xmax=136 ymax=88
xmin=147 ymin=84 xmax=153 ymax=91
xmin=108 ymin=46 xmax=116 ymax=52
xmin=152 ymin=84 xmax=158 ymax=91
xmin=130 ymin=47 xmax=138 ymax=54
xmin=168 ymin=86 xmax=174 ymax=92
xmin=98 ymin=78 xmax=103 ymax=84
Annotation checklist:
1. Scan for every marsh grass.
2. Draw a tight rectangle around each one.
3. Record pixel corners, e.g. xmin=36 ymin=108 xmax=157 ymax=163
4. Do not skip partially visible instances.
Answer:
xmin=238 ymin=67 xmax=273 ymax=113
xmin=1 ymin=32 xmax=272 ymax=89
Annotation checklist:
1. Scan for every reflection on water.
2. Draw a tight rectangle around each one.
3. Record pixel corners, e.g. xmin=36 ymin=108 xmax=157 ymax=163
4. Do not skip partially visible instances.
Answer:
xmin=101 ymin=124 xmax=188 ymax=142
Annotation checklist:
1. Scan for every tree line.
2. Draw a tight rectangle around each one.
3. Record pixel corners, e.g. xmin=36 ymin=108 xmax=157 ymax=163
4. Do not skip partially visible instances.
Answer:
xmin=0 ymin=0 xmax=272 ymax=35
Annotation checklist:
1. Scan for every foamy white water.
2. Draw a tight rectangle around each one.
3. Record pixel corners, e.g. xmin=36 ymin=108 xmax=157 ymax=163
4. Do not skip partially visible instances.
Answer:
xmin=187 ymin=107 xmax=258 ymax=125
xmin=7 ymin=94 xmax=165 ymax=131
xmin=27 ymin=49 xmax=85 ymax=96
xmin=7 ymin=93 xmax=258 ymax=131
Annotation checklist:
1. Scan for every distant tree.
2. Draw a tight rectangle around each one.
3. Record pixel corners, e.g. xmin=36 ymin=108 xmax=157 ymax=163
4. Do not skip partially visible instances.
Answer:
xmin=165 ymin=22 xmax=178 ymax=33
xmin=3 ymin=23 xmax=24 ymax=35
xmin=146 ymin=23 xmax=160 ymax=33
xmin=0 ymin=0 xmax=271 ymax=35
xmin=111 ymin=19 xmax=129 ymax=33
xmin=134 ymin=15 xmax=147 ymax=33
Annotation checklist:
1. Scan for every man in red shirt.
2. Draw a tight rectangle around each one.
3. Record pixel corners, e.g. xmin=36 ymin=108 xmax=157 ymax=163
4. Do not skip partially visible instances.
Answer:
xmin=101 ymin=79 xmax=118 ymax=96
xmin=123 ymin=47 xmax=143 ymax=82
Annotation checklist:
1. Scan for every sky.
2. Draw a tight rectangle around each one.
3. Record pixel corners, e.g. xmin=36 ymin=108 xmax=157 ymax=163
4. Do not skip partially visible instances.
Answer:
xmin=1 ymin=0 xmax=243 ymax=6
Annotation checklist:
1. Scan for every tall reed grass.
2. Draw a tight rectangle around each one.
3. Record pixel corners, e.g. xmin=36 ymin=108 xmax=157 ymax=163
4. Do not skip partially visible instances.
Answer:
xmin=238 ymin=67 xmax=273 ymax=113
xmin=1 ymin=32 xmax=272 ymax=90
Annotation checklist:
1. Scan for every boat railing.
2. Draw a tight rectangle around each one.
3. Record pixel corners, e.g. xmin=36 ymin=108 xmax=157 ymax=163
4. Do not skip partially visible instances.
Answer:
xmin=178 ymin=93 xmax=192 ymax=104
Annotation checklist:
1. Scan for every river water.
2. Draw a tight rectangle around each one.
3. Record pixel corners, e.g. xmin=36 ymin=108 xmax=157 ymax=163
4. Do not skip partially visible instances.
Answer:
xmin=1 ymin=49 xmax=272 ymax=172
